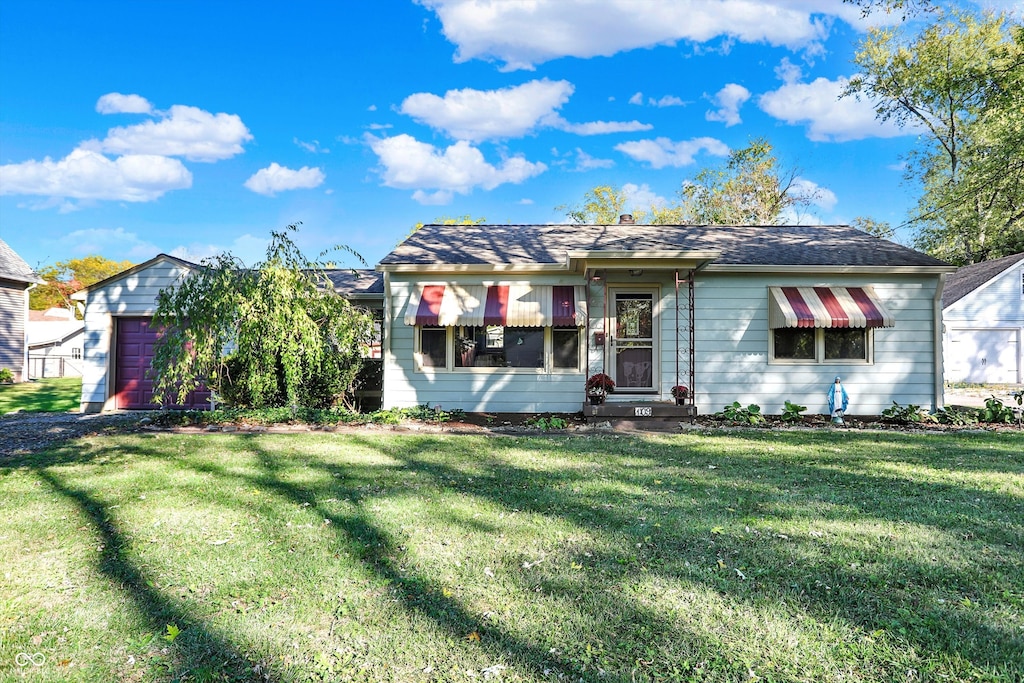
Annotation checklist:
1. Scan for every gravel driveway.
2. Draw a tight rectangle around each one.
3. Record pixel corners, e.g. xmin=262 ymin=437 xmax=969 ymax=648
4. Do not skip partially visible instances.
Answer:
xmin=0 ymin=411 xmax=148 ymax=458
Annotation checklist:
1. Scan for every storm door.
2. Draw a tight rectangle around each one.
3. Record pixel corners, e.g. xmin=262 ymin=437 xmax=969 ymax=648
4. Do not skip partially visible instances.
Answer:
xmin=610 ymin=289 xmax=657 ymax=392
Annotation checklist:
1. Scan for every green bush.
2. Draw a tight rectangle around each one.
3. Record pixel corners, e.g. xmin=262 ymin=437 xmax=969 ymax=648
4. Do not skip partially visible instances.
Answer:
xmin=0 ymin=368 xmax=14 ymax=384
xmin=934 ymin=406 xmax=980 ymax=426
xmin=881 ymin=401 xmax=937 ymax=424
xmin=979 ymin=396 xmax=1016 ymax=424
xmin=780 ymin=400 xmax=807 ymax=422
xmin=716 ymin=401 xmax=766 ymax=425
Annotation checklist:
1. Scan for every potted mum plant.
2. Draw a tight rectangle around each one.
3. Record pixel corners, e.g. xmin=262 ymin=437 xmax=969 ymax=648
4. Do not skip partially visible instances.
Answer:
xmin=586 ymin=373 xmax=615 ymax=405
xmin=671 ymin=384 xmax=689 ymax=405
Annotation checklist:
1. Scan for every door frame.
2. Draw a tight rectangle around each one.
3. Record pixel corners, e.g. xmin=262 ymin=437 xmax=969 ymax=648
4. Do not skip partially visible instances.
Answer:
xmin=607 ymin=285 xmax=660 ymax=393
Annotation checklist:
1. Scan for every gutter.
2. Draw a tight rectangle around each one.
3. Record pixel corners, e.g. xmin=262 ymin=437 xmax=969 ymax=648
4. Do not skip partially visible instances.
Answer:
xmin=933 ymin=272 xmax=947 ymax=411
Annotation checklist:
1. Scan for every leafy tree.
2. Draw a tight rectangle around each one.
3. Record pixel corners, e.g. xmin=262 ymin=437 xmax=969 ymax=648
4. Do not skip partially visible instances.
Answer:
xmin=560 ymin=140 xmax=819 ymax=226
xmin=847 ymin=9 xmax=1024 ymax=264
xmin=151 ymin=224 xmax=374 ymax=410
xmin=670 ymin=139 xmax=818 ymax=224
xmin=30 ymin=255 xmax=134 ymax=312
xmin=558 ymin=186 xmax=638 ymax=224
xmin=843 ymin=0 xmax=935 ymax=20
xmin=852 ymin=216 xmax=897 ymax=241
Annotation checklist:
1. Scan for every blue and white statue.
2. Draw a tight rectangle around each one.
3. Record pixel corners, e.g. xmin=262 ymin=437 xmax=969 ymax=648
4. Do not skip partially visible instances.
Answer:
xmin=828 ymin=376 xmax=849 ymax=424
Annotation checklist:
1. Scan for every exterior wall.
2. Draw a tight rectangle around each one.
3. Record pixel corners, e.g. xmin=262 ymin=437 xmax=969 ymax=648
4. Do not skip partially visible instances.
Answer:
xmin=942 ymin=260 xmax=1024 ymax=384
xmin=79 ymin=260 xmax=193 ymax=412
xmin=382 ymin=274 xmax=588 ymax=412
xmin=384 ymin=270 xmax=943 ymax=415
xmin=28 ymin=329 xmax=85 ymax=378
xmin=0 ymin=279 xmax=29 ymax=382
xmin=692 ymin=272 xmax=941 ymax=415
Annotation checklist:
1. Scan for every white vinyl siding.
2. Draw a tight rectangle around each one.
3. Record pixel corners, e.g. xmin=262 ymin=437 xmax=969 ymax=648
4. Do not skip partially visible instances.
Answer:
xmin=0 ymin=281 xmax=29 ymax=382
xmin=943 ymin=260 xmax=1024 ymax=385
xmin=79 ymin=258 xmax=193 ymax=412
xmin=693 ymin=274 xmax=941 ymax=415
xmin=383 ymin=276 xmax=587 ymax=412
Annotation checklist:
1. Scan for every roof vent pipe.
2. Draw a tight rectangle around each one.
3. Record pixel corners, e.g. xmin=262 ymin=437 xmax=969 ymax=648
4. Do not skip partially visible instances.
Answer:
xmin=618 ymin=214 xmax=635 ymax=225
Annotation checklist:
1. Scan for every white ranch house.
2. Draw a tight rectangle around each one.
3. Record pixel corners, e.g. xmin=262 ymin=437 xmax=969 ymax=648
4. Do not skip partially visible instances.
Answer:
xmin=75 ymin=221 xmax=955 ymax=417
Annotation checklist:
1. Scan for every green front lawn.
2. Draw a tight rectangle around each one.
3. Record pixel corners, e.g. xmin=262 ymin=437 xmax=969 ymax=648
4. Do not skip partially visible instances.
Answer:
xmin=0 ymin=376 xmax=81 ymax=414
xmin=1 ymin=429 xmax=1022 ymax=681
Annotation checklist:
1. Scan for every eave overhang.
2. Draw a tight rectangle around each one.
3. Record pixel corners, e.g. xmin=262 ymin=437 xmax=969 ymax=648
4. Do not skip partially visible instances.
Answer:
xmin=700 ymin=264 xmax=957 ymax=275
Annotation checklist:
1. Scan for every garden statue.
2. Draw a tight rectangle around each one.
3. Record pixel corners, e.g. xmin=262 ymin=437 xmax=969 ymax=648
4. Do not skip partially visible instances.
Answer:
xmin=828 ymin=376 xmax=849 ymax=425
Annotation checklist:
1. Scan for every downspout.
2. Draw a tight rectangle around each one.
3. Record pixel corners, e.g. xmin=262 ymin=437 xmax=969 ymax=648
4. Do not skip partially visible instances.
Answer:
xmin=584 ymin=268 xmax=591 ymax=406
xmin=24 ymin=282 xmax=37 ymax=381
xmin=382 ymin=271 xmax=393 ymax=410
xmin=933 ymin=273 xmax=947 ymax=412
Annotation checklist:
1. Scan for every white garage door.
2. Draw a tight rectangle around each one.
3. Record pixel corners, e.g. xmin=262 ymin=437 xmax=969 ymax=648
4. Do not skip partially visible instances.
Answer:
xmin=947 ymin=329 xmax=1020 ymax=384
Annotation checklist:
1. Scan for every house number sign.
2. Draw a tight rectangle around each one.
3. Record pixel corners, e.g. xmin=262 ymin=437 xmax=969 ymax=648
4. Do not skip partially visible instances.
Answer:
xmin=634 ymin=407 xmax=653 ymax=417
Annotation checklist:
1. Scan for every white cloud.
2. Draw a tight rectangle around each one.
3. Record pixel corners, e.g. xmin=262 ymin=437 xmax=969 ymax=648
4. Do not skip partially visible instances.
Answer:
xmin=615 ymin=136 xmax=729 ymax=169
xmin=651 ymin=95 xmax=686 ymax=108
xmin=59 ymin=227 xmax=161 ymax=261
xmin=774 ymin=57 xmax=803 ymax=85
xmin=367 ymin=133 xmax=546 ymax=203
xmin=572 ymin=148 xmax=614 ymax=171
xmin=96 ymin=93 xmax=153 ymax=115
xmin=169 ymin=233 xmax=269 ymax=265
xmin=401 ymin=80 xmax=651 ymax=140
xmin=294 ymin=137 xmax=329 ymax=154
xmin=791 ymin=177 xmax=837 ymax=211
xmin=705 ymin=83 xmax=751 ymax=126
xmin=417 ymin=0 xmax=837 ymax=70
xmin=88 ymin=104 xmax=253 ymax=161
xmin=551 ymin=117 xmax=653 ymax=135
xmin=244 ymin=163 xmax=325 ymax=196
xmin=0 ymin=148 xmax=192 ymax=202
xmin=518 ymin=198 xmax=534 ymax=205
xmin=623 ymin=183 xmax=669 ymax=210
xmin=758 ymin=75 xmax=912 ymax=141
xmin=411 ymin=189 xmax=454 ymax=205
xmin=629 ymin=92 xmax=644 ymax=106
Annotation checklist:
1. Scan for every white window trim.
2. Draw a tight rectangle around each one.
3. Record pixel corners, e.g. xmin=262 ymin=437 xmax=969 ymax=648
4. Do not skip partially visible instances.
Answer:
xmin=414 ymin=325 xmax=583 ymax=374
xmin=768 ymin=327 xmax=875 ymax=365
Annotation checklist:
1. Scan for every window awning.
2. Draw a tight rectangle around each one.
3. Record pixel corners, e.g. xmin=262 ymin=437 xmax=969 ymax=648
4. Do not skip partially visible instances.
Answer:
xmin=768 ymin=286 xmax=894 ymax=329
xmin=404 ymin=284 xmax=587 ymax=327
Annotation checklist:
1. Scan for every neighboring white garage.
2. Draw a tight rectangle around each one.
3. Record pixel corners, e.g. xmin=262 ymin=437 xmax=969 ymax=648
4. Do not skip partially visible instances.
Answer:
xmin=942 ymin=253 xmax=1024 ymax=385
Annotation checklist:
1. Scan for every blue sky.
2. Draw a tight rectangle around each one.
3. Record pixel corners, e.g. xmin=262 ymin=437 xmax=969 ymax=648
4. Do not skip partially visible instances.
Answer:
xmin=1 ymin=0 xmax=1019 ymax=272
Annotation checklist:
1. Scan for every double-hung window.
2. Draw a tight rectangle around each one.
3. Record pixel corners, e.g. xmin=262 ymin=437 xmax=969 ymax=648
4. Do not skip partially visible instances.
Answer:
xmin=768 ymin=286 xmax=894 ymax=364
xmin=407 ymin=283 xmax=586 ymax=373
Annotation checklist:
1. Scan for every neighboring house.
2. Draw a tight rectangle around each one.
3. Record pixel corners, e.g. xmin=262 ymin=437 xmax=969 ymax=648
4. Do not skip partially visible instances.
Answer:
xmin=942 ymin=252 xmax=1024 ymax=385
xmin=378 ymin=220 xmax=954 ymax=416
xmin=26 ymin=308 xmax=86 ymax=378
xmin=75 ymin=221 xmax=956 ymax=416
xmin=73 ymin=255 xmax=387 ymax=412
xmin=0 ymin=238 xmax=44 ymax=382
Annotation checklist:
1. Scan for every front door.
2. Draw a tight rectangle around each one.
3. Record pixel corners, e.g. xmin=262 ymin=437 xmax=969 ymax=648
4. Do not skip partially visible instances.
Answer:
xmin=610 ymin=289 xmax=657 ymax=392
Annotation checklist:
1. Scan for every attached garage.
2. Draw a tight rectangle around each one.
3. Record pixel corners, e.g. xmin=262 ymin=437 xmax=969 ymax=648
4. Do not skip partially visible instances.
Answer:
xmin=73 ymin=254 xmax=201 ymax=413
xmin=113 ymin=317 xmax=210 ymax=409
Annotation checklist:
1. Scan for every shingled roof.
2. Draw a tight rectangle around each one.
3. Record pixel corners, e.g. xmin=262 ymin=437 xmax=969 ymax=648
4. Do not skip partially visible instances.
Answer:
xmin=324 ymin=269 xmax=384 ymax=298
xmin=942 ymin=252 xmax=1024 ymax=308
xmin=0 ymin=238 xmax=43 ymax=284
xmin=379 ymin=224 xmax=949 ymax=269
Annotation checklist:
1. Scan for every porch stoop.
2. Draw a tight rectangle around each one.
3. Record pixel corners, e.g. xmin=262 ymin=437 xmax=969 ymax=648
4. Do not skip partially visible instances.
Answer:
xmin=583 ymin=401 xmax=698 ymax=425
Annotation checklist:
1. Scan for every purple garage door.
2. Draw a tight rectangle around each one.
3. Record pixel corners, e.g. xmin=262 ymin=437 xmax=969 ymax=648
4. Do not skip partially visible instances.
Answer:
xmin=114 ymin=317 xmax=210 ymax=410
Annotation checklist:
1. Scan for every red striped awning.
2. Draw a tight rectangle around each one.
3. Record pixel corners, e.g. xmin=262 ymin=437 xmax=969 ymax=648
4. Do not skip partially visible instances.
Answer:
xmin=768 ymin=286 xmax=894 ymax=329
xmin=404 ymin=284 xmax=587 ymax=327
